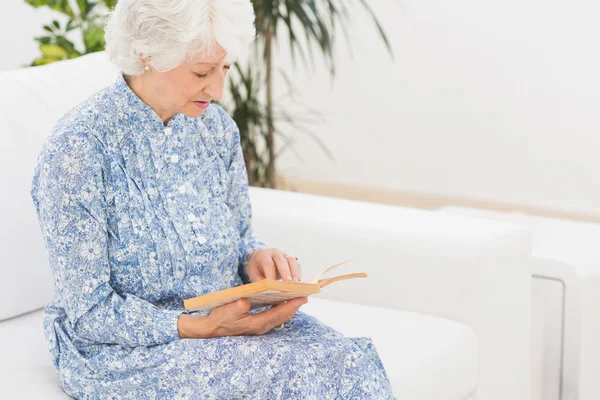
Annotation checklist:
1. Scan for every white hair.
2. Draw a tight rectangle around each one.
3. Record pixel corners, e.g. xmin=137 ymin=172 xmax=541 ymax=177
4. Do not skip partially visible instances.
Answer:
xmin=104 ymin=0 xmax=256 ymax=75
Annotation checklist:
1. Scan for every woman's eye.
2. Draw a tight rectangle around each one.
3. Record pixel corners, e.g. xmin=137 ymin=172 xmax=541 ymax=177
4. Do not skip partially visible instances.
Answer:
xmin=195 ymin=66 xmax=229 ymax=78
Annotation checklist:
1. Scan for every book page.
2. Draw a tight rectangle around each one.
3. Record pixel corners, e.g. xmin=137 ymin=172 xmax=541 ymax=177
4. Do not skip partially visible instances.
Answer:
xmin=190 ymin=290 xmax=311 ymax=312
xmin=246 ymin=290 xmax=310 ymax=309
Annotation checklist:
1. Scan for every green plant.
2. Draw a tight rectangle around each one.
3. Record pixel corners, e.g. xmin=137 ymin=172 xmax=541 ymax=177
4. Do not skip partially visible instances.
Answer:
xmin=25 ymin=0 xmax=115 ymax=66
xmin=25 ymin=0 xmax=394 ymax=188
xmin=232 ymin=0 xmax=394 ymax=188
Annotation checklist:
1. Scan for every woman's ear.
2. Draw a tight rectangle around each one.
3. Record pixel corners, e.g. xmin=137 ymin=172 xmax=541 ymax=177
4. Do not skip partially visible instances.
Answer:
xmin=139 ymin=52 xmax=152 ymax=71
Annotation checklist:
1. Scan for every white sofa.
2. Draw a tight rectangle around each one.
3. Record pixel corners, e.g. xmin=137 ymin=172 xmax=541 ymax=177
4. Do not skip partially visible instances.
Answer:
xmin=440 ymin=206 xmax=600 ymax=400
xmin=0 ymin=51 xmax=532 ymax=400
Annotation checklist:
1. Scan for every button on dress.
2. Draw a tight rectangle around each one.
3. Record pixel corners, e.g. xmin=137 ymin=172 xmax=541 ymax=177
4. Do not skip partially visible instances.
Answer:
xmin=29 ymin=72 xmax=396 ymax=399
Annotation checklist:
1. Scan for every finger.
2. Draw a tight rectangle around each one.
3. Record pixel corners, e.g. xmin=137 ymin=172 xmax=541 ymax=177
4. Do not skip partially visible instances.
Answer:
xmin=261 ymin=256 xmax=277 ymax=281
xmin=282 ymin=252 xmax=302 ymax=281
xmin=212 ymin=298 xmax=250 ymax=319
xmin=253 ymin=297 xmax=307 ymax=332
xmin=272 ymin=251 xmax=293 ymax=282
xmin=236 ymin=298 xmax=251 ymax=313
xmin=267 ymin=298 xmax=306 ymax=329
xmin=286 ymin=256 xmax=301 ymax=282
xmin=208 ymin=298 xmax=251 ymax=335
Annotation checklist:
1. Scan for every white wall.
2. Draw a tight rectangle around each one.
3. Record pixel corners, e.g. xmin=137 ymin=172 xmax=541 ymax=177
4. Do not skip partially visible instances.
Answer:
xmin=273 ymin=0 xmax=600 ymax=217
xmin=0 ymin=2 xmax=65 ymax=71
xmin=4 ymin=0 xmax=600 ymax=217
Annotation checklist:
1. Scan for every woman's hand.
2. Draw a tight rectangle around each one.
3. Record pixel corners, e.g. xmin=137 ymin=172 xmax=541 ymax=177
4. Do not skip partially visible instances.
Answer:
xmin=178 ymin=297 xmax=308 ymax=338
xmin=245 ymin=248 xmax=302 ymax=283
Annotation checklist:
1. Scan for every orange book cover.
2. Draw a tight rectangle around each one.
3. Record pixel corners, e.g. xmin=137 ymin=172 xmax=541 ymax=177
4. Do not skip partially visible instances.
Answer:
xmin=183 ymin=260 xmax=367 ymax=312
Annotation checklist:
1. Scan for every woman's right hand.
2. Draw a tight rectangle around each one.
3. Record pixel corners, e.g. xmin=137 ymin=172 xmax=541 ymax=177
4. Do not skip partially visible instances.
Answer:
xmin=178 ymin=296 xmax=308 ymax=339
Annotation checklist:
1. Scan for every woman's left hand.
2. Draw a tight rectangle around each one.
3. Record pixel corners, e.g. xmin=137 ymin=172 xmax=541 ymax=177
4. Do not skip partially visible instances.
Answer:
xmin=245 ymin=248 xmax=302 ymax=283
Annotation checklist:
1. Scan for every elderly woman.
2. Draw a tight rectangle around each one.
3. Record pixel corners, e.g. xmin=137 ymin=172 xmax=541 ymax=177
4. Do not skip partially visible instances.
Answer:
xmin=29 ymin=0 xmax=395 ymax=398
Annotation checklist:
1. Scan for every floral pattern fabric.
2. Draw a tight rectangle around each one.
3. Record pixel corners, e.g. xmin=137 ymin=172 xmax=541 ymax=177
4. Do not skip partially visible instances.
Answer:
xmin=29 ymin=72 xmax=396 ymax=399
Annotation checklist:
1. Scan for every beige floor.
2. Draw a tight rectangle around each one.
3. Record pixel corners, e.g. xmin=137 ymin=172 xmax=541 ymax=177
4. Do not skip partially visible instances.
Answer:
xmin=276 ymin=175 xmax=600 ymax=225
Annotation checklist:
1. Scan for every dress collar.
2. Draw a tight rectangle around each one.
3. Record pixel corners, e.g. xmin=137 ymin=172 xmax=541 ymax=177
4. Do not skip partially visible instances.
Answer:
xmin=111 ymin=72 xmax=182 ymax=131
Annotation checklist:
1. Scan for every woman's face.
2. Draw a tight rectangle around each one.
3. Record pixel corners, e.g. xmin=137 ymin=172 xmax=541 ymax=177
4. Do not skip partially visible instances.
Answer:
xmin=136 ymin=46 xmax=231 ymax=123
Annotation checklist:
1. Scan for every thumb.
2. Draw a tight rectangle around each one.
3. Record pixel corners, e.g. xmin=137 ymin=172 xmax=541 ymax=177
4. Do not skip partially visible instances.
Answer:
xmin=235 ymin=298 xmax=251 ymax=313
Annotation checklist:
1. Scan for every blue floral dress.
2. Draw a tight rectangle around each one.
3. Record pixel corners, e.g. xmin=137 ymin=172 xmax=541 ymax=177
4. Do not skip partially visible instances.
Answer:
xmin=29 ymin=72 xmax=396 ymax=400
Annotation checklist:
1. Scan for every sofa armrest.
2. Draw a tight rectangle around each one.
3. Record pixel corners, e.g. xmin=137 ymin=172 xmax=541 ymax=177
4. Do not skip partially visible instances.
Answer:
xmin=249 ymin=187 xmax=532 ymax=400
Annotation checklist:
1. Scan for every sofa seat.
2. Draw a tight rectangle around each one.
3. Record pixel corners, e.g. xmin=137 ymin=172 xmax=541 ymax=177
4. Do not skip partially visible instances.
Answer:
xmin=303 ymin=297 xmax=479 ymax=400
xmin=0 ymin=310 xmax=66 ymax=398
xmin=0 ymin=297 xmax=478 ymax=400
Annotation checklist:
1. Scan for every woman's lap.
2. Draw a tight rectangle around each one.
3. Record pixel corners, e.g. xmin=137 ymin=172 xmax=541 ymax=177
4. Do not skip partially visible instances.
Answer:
xmin=60 ymin=311 xmax=396 ymax=399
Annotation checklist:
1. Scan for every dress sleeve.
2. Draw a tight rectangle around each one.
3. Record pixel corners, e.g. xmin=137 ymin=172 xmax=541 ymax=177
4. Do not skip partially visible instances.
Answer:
xmin=30 ymin=132 xmax=182 ymax=347
xmin=218 ymin=108 xmax=269 ymax=284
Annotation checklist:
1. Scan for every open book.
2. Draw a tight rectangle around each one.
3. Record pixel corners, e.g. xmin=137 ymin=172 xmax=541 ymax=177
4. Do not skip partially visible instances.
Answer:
xmin=183 ymin=260 xmax=367 ymax=312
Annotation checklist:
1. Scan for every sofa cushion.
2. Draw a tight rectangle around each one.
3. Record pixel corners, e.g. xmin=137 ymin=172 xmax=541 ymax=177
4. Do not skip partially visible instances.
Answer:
xmin=0 ymin=297 xmax=478 ymax=400
xmin=303 ymin=297 xmax=479 ymax=400
xmin=0 ymin=310 xmax=66 ymax=398
xmin=0 ymin=51 xmax=119 ymax=321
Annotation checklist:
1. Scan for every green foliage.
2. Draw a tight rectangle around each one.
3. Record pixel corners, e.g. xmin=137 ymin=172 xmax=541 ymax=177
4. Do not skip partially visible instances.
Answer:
xmin=252 ymin=0 xmax=393 ymax=74
xmin=25 ymin=0 xmax=75 ymax=18
xmin=224 ymin=64 xmax=270 ymax=186
xmin=83 ymin=21 xmax=105 ymax=52
xmin=25 ymin=0 xmax=111 ymax=66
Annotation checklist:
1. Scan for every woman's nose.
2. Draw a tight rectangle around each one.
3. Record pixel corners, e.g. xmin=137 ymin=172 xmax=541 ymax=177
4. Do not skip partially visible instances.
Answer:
xmin=204 ymin=70 xmax=226 ymax=101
